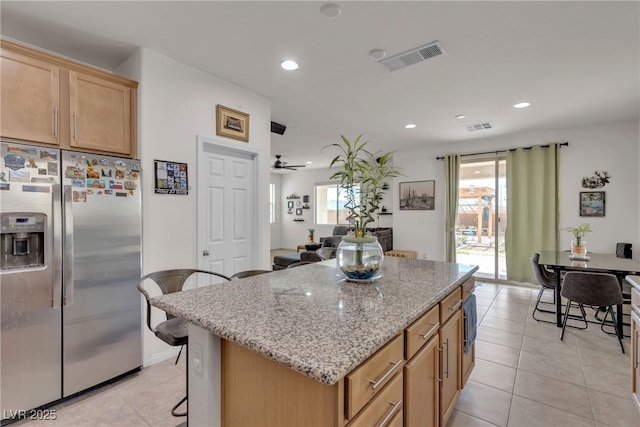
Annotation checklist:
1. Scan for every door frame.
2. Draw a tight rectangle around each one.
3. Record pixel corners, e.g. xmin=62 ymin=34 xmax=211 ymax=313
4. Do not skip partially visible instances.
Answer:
xmin=196 ymin=135 xmax=264 ymax=274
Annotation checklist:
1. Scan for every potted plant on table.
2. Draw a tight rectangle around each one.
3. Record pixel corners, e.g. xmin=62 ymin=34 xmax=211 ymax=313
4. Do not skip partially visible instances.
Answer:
xmin=308 ymin=228 xmax=315 ymax=243
xmin=563 ymin=223 xmax=591 ymax=256
xmin=324 ymin=135 xmax=401 ymax=281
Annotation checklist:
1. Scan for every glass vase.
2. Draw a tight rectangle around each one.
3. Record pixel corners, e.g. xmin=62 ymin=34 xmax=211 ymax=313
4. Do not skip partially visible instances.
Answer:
xmin=336 ymin=236 xmax=384 ymax=282
xmin=571 ymin=240 xmax=587 ymax=257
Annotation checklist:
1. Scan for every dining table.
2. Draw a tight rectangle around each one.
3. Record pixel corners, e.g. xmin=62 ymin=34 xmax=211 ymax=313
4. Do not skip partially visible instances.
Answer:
xmin=538 ymin=251 xmax=640 ymax=338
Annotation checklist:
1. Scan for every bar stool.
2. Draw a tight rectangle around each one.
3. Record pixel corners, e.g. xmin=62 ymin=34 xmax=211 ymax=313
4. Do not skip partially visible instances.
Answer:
xmin=137 ymin=269 xmax=231 ymax=417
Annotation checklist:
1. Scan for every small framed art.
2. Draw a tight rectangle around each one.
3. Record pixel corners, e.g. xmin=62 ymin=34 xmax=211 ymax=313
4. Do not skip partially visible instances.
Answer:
xmin=399 ymin=180 xmax=435 ymax=210
xmin=216 ymin=105 xmax=249 ymax=142
xmin=579 ymin=191 xmax=605 ymax=217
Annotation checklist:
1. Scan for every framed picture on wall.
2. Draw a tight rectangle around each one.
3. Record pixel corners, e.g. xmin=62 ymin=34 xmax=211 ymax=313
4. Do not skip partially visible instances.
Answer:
xmin=295 ymin=208 xmax=303 ymax=216
xmin=399 ymin=180 xmax=435 ymax=210
xmin=216 ymin=105 xmax=250 ymax=142
xmin=579 ymin=191 xmax=605 ymax=217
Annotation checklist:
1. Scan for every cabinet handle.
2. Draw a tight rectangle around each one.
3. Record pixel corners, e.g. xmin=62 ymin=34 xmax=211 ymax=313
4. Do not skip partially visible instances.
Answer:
xmin=73 ymin=112 xmax=78 ymax=141
xmin=375 ymin=399 xmax=403 ymax=427
xmin=449 ymin=299 xmax=463 ymax=312
xmin=368 ymin=359 xmax=402 ymax=390
xmin=420 ymin=322 xmax=440 ymax=339
xmin=443 ymin=338 xmax=449 ymax=378
xmin=53 ymin=108 xmax=58 ymax=138
xmin=437 ymin=347 xmax=443 ymax=382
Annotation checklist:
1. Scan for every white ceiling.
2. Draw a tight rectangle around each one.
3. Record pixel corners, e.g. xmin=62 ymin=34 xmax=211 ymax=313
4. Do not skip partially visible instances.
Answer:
xmin=2 ymin=1 xmax=638 ymax=170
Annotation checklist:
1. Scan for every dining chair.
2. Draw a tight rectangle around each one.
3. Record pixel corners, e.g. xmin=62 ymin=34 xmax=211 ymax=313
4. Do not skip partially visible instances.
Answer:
xmin=530 ymin=253 xmax=559 ymax=323
xmin=560 ymin=271 xmax=624 ymax=353
xmin=137 ymin=269 xmax=231 ymax=417
xmin=229 ymin=269 xmax=271 ymax=280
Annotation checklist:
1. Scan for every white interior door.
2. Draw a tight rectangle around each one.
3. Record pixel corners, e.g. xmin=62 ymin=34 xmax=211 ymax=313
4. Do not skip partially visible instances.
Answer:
xmin=197 ymin=137 xmax=258 ymax=277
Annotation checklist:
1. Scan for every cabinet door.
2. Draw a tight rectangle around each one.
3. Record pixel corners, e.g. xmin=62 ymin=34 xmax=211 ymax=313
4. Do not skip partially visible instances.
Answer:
xmin=404 ymin=335 xmax=439 ymax=427
xmin=439 ymin=309 xmax=462 ymax=426
xmin=1 ymin=50 xmax=59 ymax=145
xmin=69 ymin=71 xmax=132 ymax=155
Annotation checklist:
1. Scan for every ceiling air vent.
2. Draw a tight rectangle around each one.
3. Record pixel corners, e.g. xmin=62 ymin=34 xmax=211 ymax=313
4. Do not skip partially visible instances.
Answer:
xmin=379 ymin=41 xmax=446 ymax=72
xmin=464 ymin=123 xmax=493 ymax=132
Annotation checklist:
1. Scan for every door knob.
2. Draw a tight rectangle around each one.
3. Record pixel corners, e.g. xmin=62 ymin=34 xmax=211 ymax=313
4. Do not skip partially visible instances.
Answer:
xmin=202 ymin=250 xmax=210 ymax=256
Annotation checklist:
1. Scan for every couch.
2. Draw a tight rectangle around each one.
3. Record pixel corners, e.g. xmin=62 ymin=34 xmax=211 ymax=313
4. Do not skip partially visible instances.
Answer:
xmin=272 ymin=226 xmax=393 ymax=270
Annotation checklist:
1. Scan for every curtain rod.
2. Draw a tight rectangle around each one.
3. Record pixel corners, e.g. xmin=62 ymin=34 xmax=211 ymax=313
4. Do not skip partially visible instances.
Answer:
xmin=436 ymin=141 xmax=569 ymax=160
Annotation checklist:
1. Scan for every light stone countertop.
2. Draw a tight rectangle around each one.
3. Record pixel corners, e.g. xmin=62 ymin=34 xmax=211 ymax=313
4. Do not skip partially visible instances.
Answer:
xmin=150 ymin=257 xmax=478 ymax=385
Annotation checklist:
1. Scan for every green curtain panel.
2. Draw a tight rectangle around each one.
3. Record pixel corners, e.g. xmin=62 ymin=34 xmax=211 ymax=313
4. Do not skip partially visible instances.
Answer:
xmin=506 ymin=144 xmax=559 ymax=283
xmin=444 ymin=155 xmax=460 ymax=262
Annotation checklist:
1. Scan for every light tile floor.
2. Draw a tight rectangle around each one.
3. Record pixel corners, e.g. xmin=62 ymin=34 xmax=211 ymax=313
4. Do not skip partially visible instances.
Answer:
xmin=10 ymin=282 xmax=639 ymax=427
xmin=446 ymin=282 xmax=638 ymax=427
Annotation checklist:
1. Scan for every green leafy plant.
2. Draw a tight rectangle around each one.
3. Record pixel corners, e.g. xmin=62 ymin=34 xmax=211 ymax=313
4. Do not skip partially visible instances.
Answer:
xmin=563 ymin=223 xmax=592 ymax=245
xmin=324 ymin=135 xmax=401 ymax=237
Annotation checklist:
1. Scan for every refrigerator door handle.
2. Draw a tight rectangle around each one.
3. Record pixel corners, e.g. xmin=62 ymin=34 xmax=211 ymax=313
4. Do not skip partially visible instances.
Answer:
xmin=52 ymin=184 xmax=62 ymax=308
xmin=63 ymin=185 xmax=74 ymax=306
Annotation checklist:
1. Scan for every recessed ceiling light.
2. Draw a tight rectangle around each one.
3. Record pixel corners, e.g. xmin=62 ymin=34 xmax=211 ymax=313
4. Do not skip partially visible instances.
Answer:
xmin=320 ymin=3 xmax=342 ymax=18
xmin=306 ymin=161 xmax=313 ymax=164
xmin=455 ymin=114 xmax=466 ymax=119
xmin=281 ymin=60 xmax=299 ymax=71
xmin=369 ymin=49 xmax=386 ymax=60
xmin=405 ymin=124 xmax=416 ymax=129
xmin=513 ymin=102 xmax=530 ymax=109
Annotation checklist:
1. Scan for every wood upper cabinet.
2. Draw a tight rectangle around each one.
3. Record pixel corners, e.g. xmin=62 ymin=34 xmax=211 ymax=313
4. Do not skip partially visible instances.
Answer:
xmin=1 ymin=50 xmax=60 ymax=145
xmin=0 ymin=40 xmax=137 ymax=158
xmin=69 ymin=71 xmax=132 ymax=155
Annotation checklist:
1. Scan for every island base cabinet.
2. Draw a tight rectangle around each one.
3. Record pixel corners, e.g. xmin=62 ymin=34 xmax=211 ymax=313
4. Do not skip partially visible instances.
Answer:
xmin=439 ymin=309 xmax=462 ymax=426
xmin=403 ymin=335 xmax=439 ymax=427
xmin=221 ymin=339 xmax=343 ymax=427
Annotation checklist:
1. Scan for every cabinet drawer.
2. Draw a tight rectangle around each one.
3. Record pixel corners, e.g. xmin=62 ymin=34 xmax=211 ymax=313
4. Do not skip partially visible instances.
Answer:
xmin=462 ymin=276 xmax=476 ymax=302
xmin=405 ymin=304 xmax=440 ymax=360
xmin=346 ymin=334 xmax=404 ymax=420
xmin=440 ymin=287 xmax=463 ymax=325
xmin=347 ymin=373 xmax=403 ymax=427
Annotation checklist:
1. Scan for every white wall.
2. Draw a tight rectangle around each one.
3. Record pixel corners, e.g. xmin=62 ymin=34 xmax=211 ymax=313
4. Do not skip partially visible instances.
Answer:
xmin=392 ymin=119 xmax=640 ymax=261
xmin=118 ymin=48 xmax=271 ymax=365
xmin=273 ymin=119 xmax=640 ymax=264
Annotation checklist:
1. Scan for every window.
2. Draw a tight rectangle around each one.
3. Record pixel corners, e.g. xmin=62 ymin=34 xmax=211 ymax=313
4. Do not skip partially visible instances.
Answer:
xmin=314 ymin=182 xmax=357 ymax=225
xmin=269 ymin=183 xmax=275 ymax=224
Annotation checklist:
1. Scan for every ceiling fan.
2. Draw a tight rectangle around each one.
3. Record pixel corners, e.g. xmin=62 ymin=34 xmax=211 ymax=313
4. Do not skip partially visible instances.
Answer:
xmin=272 ymin=155 xmax=306 ymax=171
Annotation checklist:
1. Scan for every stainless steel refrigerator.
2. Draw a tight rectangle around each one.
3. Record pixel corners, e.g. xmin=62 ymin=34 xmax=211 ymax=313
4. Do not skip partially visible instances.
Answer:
xmin=1 ymin=142 xmax=142 ymax=418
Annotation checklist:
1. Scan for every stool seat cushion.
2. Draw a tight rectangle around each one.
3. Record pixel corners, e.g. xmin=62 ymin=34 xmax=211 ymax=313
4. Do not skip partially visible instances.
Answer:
xmin=155 ymin=317 xmax=188 ymax=346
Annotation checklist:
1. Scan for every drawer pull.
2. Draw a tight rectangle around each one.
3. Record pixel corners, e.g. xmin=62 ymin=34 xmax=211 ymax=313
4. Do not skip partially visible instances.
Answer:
xmin=368 ymin=359 xmax=402 ymax=390
xmin=420 ymin=322 xmax=440 ymax=339
xmin=376 ymin=399 xmax=403 ymax=427
xmin=448 ymin=299 xmax=462 ymax=312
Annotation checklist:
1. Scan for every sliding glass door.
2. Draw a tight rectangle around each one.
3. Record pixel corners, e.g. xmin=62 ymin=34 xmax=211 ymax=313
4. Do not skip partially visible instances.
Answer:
xmin=455 ymin=157 xmax=506 ymax=281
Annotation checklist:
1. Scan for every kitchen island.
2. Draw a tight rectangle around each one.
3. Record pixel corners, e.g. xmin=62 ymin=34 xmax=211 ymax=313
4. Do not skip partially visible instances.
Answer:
xmin=151 ymin=257 xmax=478 ymax=426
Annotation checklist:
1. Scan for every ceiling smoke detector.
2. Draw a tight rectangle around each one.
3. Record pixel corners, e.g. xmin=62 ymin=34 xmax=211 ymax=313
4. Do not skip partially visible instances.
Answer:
xmin=379 ymin=40 xmax=446 ymax=72
xmin=464 ymin=122 xmax=493 ymax=132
